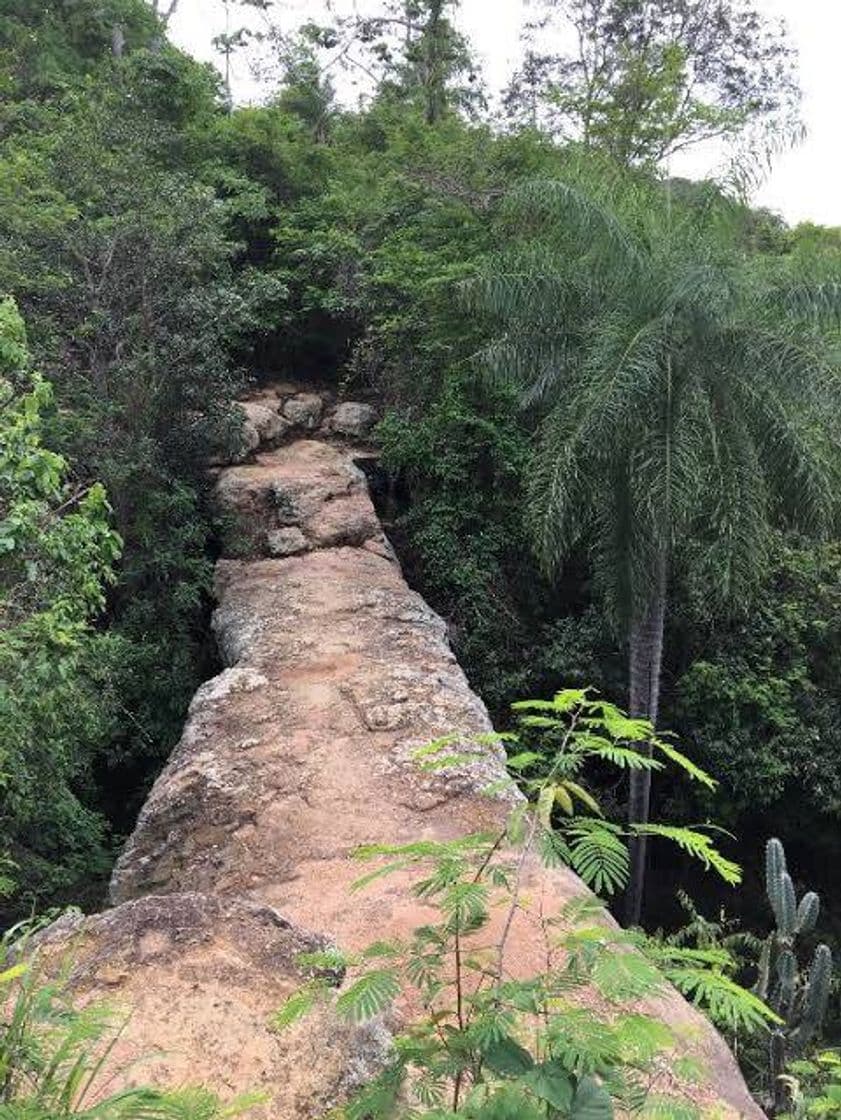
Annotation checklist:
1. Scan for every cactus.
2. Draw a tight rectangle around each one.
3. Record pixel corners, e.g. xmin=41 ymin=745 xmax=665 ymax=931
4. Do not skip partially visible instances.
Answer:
xmin=774 ymin=948 xmax=796 ymax=1017
xmin=789 ymin=944 xmax=833 ymax=1053
xmin=759 ymin=838 xmax=834 ymax=1113
xmin=796 ymin=891 xmax=820 ymax=935
xmin=766 ymin=838 xmax=786 ymax=927
xmin=780 ymin=871 xmax=797 ymax=939
xmin=770 ymin=1029 xmax=788 ymax=1113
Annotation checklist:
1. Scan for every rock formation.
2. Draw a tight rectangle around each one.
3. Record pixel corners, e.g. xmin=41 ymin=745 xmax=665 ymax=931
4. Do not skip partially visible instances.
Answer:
xmin=38 ymin=383 xmax=762 ymax=1119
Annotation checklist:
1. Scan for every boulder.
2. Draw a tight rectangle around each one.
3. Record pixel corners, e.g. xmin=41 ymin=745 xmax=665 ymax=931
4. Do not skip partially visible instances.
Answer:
xmin=329 ymin=402 xmax=377 ymax=439
xmin=225 ymin=401 xmax=290 ymax=464
xmin=213 ymin=440 xmax=377 ymax=558
xmin=283 ymin=393 xmax=324 ymax=431
xmin=37 ymin=894 xmax=388 ymax=1120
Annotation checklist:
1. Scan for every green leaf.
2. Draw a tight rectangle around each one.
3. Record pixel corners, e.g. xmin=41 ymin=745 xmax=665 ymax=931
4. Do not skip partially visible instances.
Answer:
xmin=482 ymin=1037 xmax=535 ymax=1076
xmin=538 ymin=826 xmax=572 ymax=868
xmin=592 ymin=951 xmax=664 ymax=1001
xmin=271 ymin=982 xmax=328 ymax=1030
xmin=571 ymin=1075 xmax=613 ymax=1120
xmin=632 ymin=824 xmax=741 ymax=885
xmin=476 ymin=1087 xmax=544 ymax=1120
xmin=567 ymin=819 xmax=630 ymax=895
xmin=537 ymin=785 xmax=556 ymax=827
xmin=351 ymin=859 xmax=411 ymax=892
xmin=506 ymin=751 xmax=544 ymax=771
xmin=360 ymin=940 xmax=401 ymax=960
xmin=562 ymin=779 xmax=602 ymax=816
xmin=441 ymin=881 xmax=489 ymax=929
xmin=553 ymin=688 xmax=591 ymax=710
xmin=659 ymin=956 xmax=779 ymax=1032
xmin=651 ymin=738 xmax=716 ymax=790
xmin=524 ymin=1061 xmax=574 ymax=1110
xmin=577 ymin=736 xmax=664 ymax=771
xmin=554 ymin=784 xmax=575 ymax=815
xmin=413 ymin=735 xmax=460 ymax=759
xmin=335 ymin=970 xmax=400 ymax=1024
xmin=419 ymin=753 xmax=485 ymax=771
xmin=296 ymin=948 xmax=348 ymax=973
xmin=507 ymin=802 xmax=528 ymax=845
xmin=518 ymin=715 xmax=563 ymax=729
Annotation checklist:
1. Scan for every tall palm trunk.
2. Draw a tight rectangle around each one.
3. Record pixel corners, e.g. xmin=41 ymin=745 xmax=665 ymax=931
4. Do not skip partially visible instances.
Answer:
xmin=624 ymin=548 xmax=667 ymax=926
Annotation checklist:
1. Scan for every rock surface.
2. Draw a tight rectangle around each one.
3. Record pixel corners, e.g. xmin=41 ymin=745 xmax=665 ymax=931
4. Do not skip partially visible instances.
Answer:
xmin=46 ymin=382 xmax=760 ymax=1119
xmin=283 ymin=392 xmax=324 ymax=430
xmin=328 ymin=400 xmax=378 ymax=438
xmin=36 ymin=893 xmax=388 ymax=1119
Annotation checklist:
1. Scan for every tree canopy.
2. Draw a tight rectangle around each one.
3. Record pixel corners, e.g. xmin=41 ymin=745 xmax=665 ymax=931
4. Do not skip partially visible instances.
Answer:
xmin=506 ymin=0 xmax=801 ymax=167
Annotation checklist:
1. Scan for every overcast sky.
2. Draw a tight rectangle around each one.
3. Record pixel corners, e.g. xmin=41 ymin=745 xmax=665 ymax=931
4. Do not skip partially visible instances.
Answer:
xmin=169 ymin=0 xmax=841 ymax=227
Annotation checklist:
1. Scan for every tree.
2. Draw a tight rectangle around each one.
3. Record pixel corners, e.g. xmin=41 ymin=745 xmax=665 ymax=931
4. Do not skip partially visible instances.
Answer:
xmin=149 ymin=0 xmax=181 ymax=25
xmin=384 ymin=0 xmax=478 ymax=124
xmin=285 ymin=1 xmax=481 ymax=124
xmin=0 ymin=298 xmax=122 ymax=905
xmin=468 ymin=174 xmax=841 ymax=923
xmin=0 ymin=0 xmax=162 ymax=95
xmin=273 ymin=40 xmax=336 ymax=143
xmin=213 ymin=0 xmax=273 ymax=107
xmin=505 ymin=0 xmax=801 ymax=167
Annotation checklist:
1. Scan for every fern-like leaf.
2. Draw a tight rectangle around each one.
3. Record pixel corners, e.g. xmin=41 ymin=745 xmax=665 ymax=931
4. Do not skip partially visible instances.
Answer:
xmin=335 ymin=970 xmax=400 ymax=1024
xmin=632 ymin=824 xmax=741 ymax=885
xmin=566 ymin=819 xmax=630 ymax=896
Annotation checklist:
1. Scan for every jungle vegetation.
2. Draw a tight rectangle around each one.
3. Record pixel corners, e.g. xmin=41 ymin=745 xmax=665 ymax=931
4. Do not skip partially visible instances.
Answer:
xmin=3 ymin=0 xmax=841 ymax=1110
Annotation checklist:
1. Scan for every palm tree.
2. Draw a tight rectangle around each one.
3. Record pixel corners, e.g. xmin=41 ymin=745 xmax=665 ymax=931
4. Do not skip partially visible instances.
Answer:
xmin=468 ymin=174 xmax=841 ymax=924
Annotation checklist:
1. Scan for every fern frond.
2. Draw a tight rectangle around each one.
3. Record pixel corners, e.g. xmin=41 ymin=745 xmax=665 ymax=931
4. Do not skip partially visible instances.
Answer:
xmin=335 ymin=970 xmax=400 ymax=1024
xmin=663 ymin=965 xmax=778 ymax=1032
xmin=566 ymin=819 xmax=630 ymax=896
xmin=631 ymin=824 xmax=741 ymax=885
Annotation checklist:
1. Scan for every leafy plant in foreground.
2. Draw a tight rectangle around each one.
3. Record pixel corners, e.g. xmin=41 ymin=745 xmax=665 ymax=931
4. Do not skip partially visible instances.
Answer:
xmin=275 ymin=689 xmax=774 ymax=1118
xmin=778 ymin=1050 xmax=841 ymax=1120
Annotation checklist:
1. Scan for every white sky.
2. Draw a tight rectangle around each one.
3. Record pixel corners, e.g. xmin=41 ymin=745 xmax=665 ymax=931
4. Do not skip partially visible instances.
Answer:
xmin=169 ymin=0 xmax=841 ymax=227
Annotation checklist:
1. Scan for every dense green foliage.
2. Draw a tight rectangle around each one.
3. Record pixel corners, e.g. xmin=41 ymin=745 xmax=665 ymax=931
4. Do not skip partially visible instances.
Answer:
xmin=0 ymin=300 xmax=121 ymax=905
xmin=0 ymin=0 xmax=257 ymax=907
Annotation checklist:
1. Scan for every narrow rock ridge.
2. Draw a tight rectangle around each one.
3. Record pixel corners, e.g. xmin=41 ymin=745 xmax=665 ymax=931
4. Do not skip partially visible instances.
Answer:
xmin=110 ymin=383 xmax=520 ymax=921
xmin=40 ymin=383 xmax=760 ymax=1118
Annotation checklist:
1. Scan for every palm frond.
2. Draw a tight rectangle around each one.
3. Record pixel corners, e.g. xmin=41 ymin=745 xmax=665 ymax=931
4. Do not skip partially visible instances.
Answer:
xmin=505 ymin=179 xmax=647 ymax=279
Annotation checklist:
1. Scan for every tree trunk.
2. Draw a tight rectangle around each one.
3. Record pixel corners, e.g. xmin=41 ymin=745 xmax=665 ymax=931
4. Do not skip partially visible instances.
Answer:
xmin=624 ymin=548 xmax=667 ymax=927
xmin=423 ymin=0 xmax=446 ymax=125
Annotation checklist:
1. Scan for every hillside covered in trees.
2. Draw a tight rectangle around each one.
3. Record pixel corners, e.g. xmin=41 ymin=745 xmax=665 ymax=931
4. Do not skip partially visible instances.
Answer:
xmin=4 ymin=1 xmax=841 ymax=1116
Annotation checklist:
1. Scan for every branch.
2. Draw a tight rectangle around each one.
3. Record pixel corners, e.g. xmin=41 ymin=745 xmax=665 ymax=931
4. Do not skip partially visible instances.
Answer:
xmin=409 ymin=169 xmax=504 ymax=211
xmin=152 ymin=0 xmax=180 ymax=26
